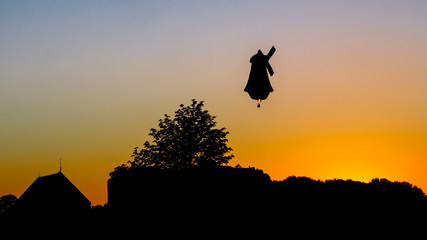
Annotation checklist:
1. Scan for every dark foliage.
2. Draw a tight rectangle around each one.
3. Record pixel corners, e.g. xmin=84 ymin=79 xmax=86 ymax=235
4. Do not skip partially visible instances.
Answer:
xmin=0 ymin=194 xmax=17 ymax=216
xmin=370 ymin=178 xmax=425 ymax=200
xmin=111 ymin=99 xmax=233 ymax=177
xmin=272 ymin=176 xmax=426 ymax=202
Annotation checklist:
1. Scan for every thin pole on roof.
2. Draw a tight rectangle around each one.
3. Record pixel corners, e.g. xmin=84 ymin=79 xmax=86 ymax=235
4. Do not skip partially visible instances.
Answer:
xmin=60 ymin=157 xmax=62 ymax=172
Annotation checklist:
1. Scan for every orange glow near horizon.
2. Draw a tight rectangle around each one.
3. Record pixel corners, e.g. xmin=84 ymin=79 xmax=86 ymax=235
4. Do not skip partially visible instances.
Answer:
xmin=234 ymin=131 xmax=427 ymax=186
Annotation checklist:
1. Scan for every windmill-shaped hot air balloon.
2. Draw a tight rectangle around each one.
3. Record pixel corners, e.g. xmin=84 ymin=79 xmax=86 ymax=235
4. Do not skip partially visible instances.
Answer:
xmin=244 ymin=46 xmax=276 ymax=108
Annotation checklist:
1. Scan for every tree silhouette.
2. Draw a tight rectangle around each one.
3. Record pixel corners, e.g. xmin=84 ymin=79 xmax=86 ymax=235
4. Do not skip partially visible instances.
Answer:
xmin=111 ymin=100 xmax=233 ymax=176
xmin=0 ymin=194 xmax=17 ymax=216
xmin=370 ymin=178 xmax=425 ymax=200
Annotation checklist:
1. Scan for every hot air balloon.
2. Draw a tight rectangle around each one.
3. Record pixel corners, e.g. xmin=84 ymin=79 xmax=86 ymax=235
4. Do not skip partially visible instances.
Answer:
xmin=244 ymin=46 xmax=276 ymax=108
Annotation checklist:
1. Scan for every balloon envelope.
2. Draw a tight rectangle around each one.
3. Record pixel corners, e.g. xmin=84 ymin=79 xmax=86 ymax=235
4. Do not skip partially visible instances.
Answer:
xmin=244 ymin=47 xmax=275 ymax=101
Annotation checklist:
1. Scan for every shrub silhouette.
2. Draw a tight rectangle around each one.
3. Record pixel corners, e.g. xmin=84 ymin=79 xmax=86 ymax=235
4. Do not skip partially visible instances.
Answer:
xmin=111 ymin=99 xmax=233 ymax=177
xmin=370 ymin=178 xmax=425 ymax=200
xmin=0 ymin=194 xmax=17 ymax=217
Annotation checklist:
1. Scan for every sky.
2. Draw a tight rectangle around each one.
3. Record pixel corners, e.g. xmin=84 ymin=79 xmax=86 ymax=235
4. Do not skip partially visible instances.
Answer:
xmin=1 ymin=0 xmax=427 ymax=206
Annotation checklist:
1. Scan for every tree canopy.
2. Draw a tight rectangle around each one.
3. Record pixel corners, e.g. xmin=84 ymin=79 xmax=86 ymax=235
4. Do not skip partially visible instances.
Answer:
xmin=111 ymin=99 xmax=233 ymax=177
xmin=0 ymin=194 xmax=17 ymax=216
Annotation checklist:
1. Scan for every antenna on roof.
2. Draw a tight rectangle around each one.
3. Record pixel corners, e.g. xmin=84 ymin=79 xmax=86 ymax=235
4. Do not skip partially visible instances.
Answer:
xmin=60 ymin=157 xmax=62 ymax=172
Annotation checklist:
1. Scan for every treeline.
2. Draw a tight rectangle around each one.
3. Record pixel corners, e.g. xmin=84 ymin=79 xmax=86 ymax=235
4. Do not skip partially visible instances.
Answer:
xmin=274 ymin=176 xmax=425 ymax=201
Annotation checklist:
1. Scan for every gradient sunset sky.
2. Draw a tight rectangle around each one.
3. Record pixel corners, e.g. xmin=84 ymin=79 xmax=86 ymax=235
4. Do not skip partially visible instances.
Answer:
xmin=1 ymin=1 xmax=427 ymax=205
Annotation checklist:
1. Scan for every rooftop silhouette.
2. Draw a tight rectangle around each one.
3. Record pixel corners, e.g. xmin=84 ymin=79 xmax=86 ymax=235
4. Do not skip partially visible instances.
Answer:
xmin=16 ymin=171 xmax=91 ymax=218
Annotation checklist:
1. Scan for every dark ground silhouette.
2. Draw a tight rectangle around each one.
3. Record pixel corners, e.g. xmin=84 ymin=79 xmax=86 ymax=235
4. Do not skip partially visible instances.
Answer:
xmin=104 ymin=166 xmax=427 ymax=233
xmin=106 ymin=166 xmax=427 ymax=214
xmin=2 ymin=166 xmax=427 ymax=234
